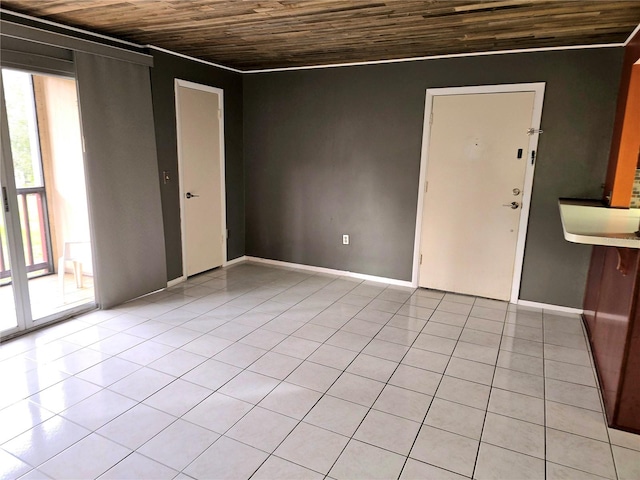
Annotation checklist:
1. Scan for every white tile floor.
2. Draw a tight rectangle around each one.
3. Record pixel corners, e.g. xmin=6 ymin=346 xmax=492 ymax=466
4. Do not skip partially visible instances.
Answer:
xmin=0 ymin=272 xmax=95 ymax=331
xmin=1 ymin=262 xmax=639 ymax=480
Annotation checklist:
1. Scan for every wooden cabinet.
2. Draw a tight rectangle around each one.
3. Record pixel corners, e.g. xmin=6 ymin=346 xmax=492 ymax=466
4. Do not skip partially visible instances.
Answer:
xmin=583 ymin=245 xmax=640 ymax=432
xmin=582 ymin=23 xmax=640 ymax=435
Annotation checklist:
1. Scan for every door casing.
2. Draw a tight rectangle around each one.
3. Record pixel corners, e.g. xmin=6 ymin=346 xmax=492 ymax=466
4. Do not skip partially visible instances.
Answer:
xmin=411 ymin=83 xmax=545 ymax=304
xmin=174 ymin=79 xmax=227 ymax=283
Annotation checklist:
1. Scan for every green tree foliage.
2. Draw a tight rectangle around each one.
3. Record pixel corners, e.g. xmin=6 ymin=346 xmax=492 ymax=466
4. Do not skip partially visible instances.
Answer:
xmin=3 ymin=70 xmax=35 ymax=188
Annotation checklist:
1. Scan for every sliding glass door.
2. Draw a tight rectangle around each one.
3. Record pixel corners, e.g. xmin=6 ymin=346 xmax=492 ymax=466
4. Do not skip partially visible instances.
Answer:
xmin=0 ymin=139 xmax=24 ymax=335
xmin=0 ymin=67 xmax=95 ymax=337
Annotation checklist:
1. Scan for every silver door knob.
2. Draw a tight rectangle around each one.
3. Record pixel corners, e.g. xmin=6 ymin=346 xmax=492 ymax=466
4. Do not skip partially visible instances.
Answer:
xmin=502 ymin=201 xmax=520 ymax=209
xmin=186 ymin=192 xmax=199 ymax=199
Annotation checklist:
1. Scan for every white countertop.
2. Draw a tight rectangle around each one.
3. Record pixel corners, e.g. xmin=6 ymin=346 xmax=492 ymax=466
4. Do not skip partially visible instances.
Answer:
xmin=559 ymin=199 xmax=640 ymax=248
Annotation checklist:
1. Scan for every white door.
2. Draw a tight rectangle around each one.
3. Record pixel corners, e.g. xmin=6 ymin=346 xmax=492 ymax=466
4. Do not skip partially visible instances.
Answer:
xmin=419 ymin=92 xmax=535 ymax=300
xmin=175 ymin=81 xmax=225 ymax=277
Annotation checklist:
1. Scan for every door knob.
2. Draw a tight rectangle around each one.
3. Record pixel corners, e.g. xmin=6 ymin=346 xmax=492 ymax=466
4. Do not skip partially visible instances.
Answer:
xmin=186 ymin=192 xmax=199 ymax=199
xmin=502 ymin=201 xmax=520 ymax=209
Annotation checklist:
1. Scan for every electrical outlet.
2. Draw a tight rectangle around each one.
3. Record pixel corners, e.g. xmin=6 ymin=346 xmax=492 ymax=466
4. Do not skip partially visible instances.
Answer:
xmin=342 ymin=234 xmax=349 ymax=245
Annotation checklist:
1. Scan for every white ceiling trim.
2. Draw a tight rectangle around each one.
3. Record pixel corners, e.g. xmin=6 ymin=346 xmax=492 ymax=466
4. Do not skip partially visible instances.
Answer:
xmin=242 ymin=42 xmax=623 ymax=74
xmin=624 ymin=23 xmax=640 ymax=45
xmin=147 ymin=45 xmax=243 ymax=74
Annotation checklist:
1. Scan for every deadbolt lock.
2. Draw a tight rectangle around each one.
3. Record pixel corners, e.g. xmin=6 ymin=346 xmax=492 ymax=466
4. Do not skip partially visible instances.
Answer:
xmin=512 ymin=188 xmax=521 ymax=196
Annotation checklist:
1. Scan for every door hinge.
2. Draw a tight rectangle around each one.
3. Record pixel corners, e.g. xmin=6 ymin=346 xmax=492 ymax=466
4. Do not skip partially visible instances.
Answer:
xmin=531 ymin=150 xmax=536 ymax=165
xmin=420 ymin=254 xmax=423 ymax=265
xmin=425 ymin=181 xmax=428 ymax=193
xmin=429 ymin=111 xmax=433 ymax=125
xmin=2 ymin=186 xmax=8 ymax=213
xmin=218 ymin=109 xmax=222 ymax=119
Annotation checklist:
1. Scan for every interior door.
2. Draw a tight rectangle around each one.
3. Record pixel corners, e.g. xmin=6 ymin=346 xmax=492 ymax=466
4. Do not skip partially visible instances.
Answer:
xmin=419 ymin=92 xmax=535 ymax=300
xmin=176 ymin=82 xmax=224 ymax=277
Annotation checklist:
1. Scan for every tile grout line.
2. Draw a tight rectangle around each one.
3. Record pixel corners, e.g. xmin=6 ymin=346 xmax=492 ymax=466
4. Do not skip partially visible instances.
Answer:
xmin=245 ymin=281 xmax=422 ymax=478
xmin=469 ymin=301 xmax=505 ymax=480
xmin=542 ymin=309 xmax=621 ymax=480
xmin=2 ymin=263 xmax=634 ymax=479
xmin=175 ymin=270 xmax=383 ymax=478
xmin=578 ymin=315 xmax=621 ymax=480
xmin=9 ymin=278 xmax=479 ymax=477
xmin=397 ymin=292 xmax=474 ymax=479
xmin=175 ymin=276 xmax=367 ymax=476
xmin=244 ymin=286 xmax=459 ymax=477
xmin=543 ymin=308 xmax=548 ymax=480
xmin=95 ymin=269 xmax=324 ymax=475
xmin=4 ymin=267 xmax=329 ymax=476
xmin=318 ymin=286 xmax=446 ymax=479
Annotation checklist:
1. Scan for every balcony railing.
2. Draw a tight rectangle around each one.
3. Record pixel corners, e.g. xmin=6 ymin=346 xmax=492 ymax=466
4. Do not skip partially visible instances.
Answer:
xmin=0 ymin=187 xmax=53 ymax=280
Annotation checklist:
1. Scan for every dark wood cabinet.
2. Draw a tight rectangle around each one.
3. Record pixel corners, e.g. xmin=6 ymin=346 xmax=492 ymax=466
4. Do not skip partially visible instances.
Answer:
xmin=583 ymin=245 xmax=640 ymax=433
xmin=581 ymin=21 xmax=640 ymax=435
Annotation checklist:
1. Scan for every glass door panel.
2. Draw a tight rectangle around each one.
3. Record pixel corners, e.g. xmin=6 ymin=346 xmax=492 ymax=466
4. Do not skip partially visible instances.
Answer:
xmin=3 ymin=70 xmax=53 ymax=280
xmin=0 ymin=168 xmax=19 ymax=334
xmin=0 ymin=70 xmax=27 ymax=337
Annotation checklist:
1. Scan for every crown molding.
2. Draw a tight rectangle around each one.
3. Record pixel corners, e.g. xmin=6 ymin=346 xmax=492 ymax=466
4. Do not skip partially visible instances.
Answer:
xmin=624 ymin=23 xmax=640 ymax=45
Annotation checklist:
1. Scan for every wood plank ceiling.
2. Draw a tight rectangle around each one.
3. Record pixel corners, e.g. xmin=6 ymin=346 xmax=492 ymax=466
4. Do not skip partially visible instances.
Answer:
xmin=2 ymin=1 xmax=640 ymax=70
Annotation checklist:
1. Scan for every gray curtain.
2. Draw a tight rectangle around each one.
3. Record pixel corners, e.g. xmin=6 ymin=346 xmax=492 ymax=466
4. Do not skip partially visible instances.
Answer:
xmin=75 ymin=52 xmax=167 ymax=308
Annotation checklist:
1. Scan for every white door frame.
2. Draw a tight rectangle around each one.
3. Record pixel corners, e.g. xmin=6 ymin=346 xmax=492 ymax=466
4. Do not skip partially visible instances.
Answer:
xmin=174 ymin=79 xmax=227 ymax=281
xmin=411 ymin=82 xmax=545 ymax=304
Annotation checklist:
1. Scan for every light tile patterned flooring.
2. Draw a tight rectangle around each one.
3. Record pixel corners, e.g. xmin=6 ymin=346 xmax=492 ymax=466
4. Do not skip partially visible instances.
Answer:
xmin=0 ymin=273 xmax=95 ymax=331
xmin=1 ymin=262 xmax=639 ymax=479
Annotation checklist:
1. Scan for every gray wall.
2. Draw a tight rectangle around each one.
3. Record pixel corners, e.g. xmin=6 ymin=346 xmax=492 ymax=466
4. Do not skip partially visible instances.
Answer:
xmin=3 ymin=7 xmax=622 ymax=307
xmin=1 ymin=13 xmax=247 ymax=284
xmin=244 ymin=49 xmax=623 ymax=308
xmin=150 ymin=51 xmax=244 ymax=281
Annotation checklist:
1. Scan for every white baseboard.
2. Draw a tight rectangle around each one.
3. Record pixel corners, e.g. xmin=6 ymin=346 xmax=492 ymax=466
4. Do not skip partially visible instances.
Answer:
xmin=167 ymin=276 xmax=186 ymax=288
xmin=221 ymin=257 xmax=582 ymax=309
xmin=223 ymin=255 xmax=248 ymax=267
xmin=244 ymin=256 xmax=414 ymax=288
xmin=167 ymin=256 xmax=247 ymax=288
xmin=517 ymin=299 xmax=583 ymax=316
xmin=169 ymin=257 xmax=247 ymax=285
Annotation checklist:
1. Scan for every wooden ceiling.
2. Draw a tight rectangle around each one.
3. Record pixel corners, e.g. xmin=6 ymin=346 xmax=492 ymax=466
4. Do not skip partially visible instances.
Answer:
xmin=2 ymin=1 xmax=640 ymax=70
